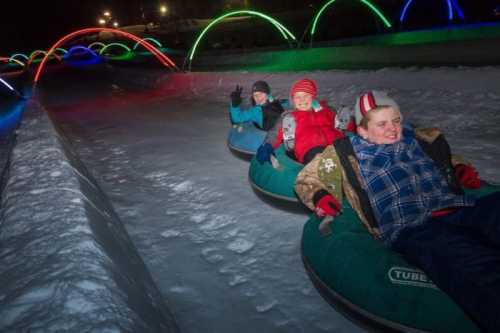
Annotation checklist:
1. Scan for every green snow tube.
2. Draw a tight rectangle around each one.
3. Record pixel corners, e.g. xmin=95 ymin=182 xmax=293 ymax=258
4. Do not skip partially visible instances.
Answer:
xmin=248 ymin=145 xmax=303 ymax=202
xmin=302 ymin=183 xmax=500 ymax=333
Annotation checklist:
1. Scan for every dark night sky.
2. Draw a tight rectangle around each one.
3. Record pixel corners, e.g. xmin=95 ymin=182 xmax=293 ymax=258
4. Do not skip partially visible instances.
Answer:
xmin=0 ymin=0 xmax=498 ymax=55
xmin=1 ymin=1 xmax=116 ymax=54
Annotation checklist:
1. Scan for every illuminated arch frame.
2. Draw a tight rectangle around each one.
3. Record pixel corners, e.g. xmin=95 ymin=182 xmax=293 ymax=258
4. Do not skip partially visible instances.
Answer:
xmin=400 ymin=0 xmax=464 ymax=23
xmin=186 ymin=10 xmax=297 ymax=70
xmin=55 ymin=48 xmax=68 ymax=54
xmin=133 ymin=37 xmax=162 ymax=50
xmin=309 ymin=0 xmax=392 ymax=45
xmin=99 ymin=42 xmax=134 ymax=61
xmin=8 ymin=58 xmax=26 ymax=67
xmin=99 ymin=42 xmax=132 ymax=55
xmin=66 ymin=46 xmax=100 ymax=58
xmin=8 ymin=54 xmax=29 ymax=67
xmin=34 ymin=27 xmax=178 ymax=83
xmin=64 ymin=46 xmax=101 ymax=66
xmin=88 ymin=42 xmax=106 ymax=51
xmin=0 ymin=57 xmax=25 ymax=67
xmin=30 ymin=50 xmax=47 ymax=61
xmin=28 ymin=50 xmax=63 ymax=66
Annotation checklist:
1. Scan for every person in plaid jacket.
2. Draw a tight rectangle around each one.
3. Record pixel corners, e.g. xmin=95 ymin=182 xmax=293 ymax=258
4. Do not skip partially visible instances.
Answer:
xmin=295 ymin=90 xmax=499 ymax=332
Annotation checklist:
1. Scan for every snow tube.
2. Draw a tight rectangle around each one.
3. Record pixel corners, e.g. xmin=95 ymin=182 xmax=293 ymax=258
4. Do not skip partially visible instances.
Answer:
xmin=248 ymin=145 xmax=303 ymax=202
xmin=227 ymin=122 xmax=266 ymax=159
xmin=302 ymin=183 xmax=500 ymax=333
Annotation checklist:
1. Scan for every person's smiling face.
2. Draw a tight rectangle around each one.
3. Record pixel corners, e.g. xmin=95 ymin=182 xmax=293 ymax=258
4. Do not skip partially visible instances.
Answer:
xmin=357 ymin=106 xmax=403 ymax=144
xmin=293 ymin=91 xmax=313 ymax=111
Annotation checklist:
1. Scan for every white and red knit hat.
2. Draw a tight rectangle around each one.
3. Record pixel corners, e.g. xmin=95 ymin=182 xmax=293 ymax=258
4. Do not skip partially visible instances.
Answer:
xmin=354 ymin=90 xmax=399 ymax=125
xmin=290 ymin=78 xmax=318 ymax=99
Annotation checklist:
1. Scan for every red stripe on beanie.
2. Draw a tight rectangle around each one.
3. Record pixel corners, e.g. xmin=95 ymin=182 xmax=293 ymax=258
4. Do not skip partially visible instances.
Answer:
xmin=290 ymin=79 xmax=317 ymax=99
xmin=359 ymin=92 xmax=376 ymax=116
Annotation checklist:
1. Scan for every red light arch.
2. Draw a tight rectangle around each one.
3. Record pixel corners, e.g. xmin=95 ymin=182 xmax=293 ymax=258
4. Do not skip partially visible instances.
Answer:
xmin=34 ymin=27 xmax=178 ymax=83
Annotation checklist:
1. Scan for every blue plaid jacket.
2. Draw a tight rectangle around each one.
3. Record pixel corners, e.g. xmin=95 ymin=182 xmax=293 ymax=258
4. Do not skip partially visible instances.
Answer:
xmin=351 ymin=125 xmax=475 ymax=246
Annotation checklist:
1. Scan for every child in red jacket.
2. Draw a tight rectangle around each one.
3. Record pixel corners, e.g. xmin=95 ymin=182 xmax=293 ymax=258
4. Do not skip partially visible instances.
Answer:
xmin=256 ymin=78 xmax=345 ymax=164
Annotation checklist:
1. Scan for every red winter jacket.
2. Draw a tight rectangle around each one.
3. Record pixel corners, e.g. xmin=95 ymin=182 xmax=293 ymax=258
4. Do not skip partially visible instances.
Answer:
xmin=266 ymin=102 xmax=344 ymax=164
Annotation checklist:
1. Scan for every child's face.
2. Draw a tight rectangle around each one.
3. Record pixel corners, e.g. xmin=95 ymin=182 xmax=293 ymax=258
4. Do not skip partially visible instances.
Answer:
xmin=357 ymin=106 xmax=402 ymax=145
xmin=252 ymin=92 xmax=268 ymax=106
xmin=293 ymin=91 xmax=313 ymax=111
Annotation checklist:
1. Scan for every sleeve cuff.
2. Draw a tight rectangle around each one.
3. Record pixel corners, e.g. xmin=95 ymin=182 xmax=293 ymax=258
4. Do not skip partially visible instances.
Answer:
xmin=313 ymin=190 xmax=330 ymax=207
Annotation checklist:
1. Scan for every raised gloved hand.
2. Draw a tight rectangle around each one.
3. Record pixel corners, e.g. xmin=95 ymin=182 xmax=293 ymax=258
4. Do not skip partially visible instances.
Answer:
xmin=230 ymin=85 xmax=243 ymax=107
xmin=454 ymin=164 xmax=481 ymax=189
xmin=315 ymin=194 xmax=341 ymax=217
xmin=256 ymin=143 xmax=275 ymax=164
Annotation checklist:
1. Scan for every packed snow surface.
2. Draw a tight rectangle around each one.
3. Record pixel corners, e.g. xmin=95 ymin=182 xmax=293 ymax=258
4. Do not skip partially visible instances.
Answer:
xmin=11 ymin=65 xmax=500 ymax=332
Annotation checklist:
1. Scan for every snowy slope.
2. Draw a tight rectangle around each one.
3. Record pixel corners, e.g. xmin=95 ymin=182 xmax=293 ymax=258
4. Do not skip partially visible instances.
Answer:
xmin=23 ymin=65 xmax=498 ymax=333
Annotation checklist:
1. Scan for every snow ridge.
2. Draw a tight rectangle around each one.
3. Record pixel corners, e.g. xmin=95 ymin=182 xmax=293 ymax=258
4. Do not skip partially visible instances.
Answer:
xmin=0 ymin=101 xmax=179 ymax=332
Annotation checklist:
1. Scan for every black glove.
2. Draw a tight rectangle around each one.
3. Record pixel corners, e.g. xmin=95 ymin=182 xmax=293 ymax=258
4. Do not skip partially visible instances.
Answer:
xmin=230 ymin=85 xmax=243 ymax=107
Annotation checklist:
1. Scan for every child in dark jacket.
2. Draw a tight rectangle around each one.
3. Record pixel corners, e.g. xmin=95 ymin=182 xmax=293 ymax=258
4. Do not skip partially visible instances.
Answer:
xmin=229 ymin=80 xmax=289 ymax=131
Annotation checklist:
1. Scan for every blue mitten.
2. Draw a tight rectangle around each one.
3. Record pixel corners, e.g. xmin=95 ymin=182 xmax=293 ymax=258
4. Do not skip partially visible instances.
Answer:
xmin=256 ymin=143 xmax=275 ymax=164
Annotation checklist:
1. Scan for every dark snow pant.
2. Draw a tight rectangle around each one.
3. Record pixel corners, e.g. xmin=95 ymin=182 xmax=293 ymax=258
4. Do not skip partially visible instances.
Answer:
xmin=392 ymin=191 xmax=500 ymax=333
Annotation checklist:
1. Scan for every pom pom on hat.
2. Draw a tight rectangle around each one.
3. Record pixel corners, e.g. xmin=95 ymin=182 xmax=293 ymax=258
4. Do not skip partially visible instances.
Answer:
xmin=251 ymin=81 xmax=271 ymax=95
xmin=354 ymin=90 xmax=399 ymax=125
xmin=290 ymin=79 xmax=317 ymax=99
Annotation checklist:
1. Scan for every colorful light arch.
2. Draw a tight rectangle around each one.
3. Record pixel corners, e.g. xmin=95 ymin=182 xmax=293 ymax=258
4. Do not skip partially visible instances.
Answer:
xmin=66 ymin=46 xmax=99 ymax=58
xmin=29 ymin=50 xmax=47 ymax=60
xmin=9 ymin=53 xmax=29 ymax=62
xmin=8 ymin=58 xmax=26 ymax=67
xmin=6 ymin=54 xmax=27 ymax=67
xmin=99 ymin=42 xmax=132 ymax=56
xmin=64 ymin=46 xmax=101 ymax=66
xmin=34 ymin=27 xmax=178 ymax=83
xmin=133 ymin=37 xmax=162 ymax=50
xmin=400 ymin=0 xmax=464 ymax=23
xmin=28 ymin=50 xmax=63 ymax=66
xmin=54 ymin=47 xmax=68 ymax=55
xmin=99 ymin=43 xmax=134 ymax=61
xmin=187 ymin=10 xmax=297 ymax=70
xmin=88 ymin=42 xmax=106 ymax=51
xmin=309 ymin=0 xmax=392 ymax=44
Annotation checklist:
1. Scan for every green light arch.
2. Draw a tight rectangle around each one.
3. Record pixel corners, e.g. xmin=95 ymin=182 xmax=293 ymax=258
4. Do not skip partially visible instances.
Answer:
xmin=187 ymin=10 xmax=297 ymax=70
xmin=105 ymin=51 xmax=135 ymax=61
xmin=310 ymin=0 xmax=392 ymax=44
xmin=133 ymin=37 xmax=162 ymax=50
xmin=88 ymin=42 xmax=106 ymax=51
xmin=55 ymin=48 xmax=68 ymax=55
xmin=99 ymin=43 xmax=132 ymax=56
xmin=7 ymin=55 xmax=26 ymax=67
xmin=9 ymin=53 xmax=29 ymax=64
